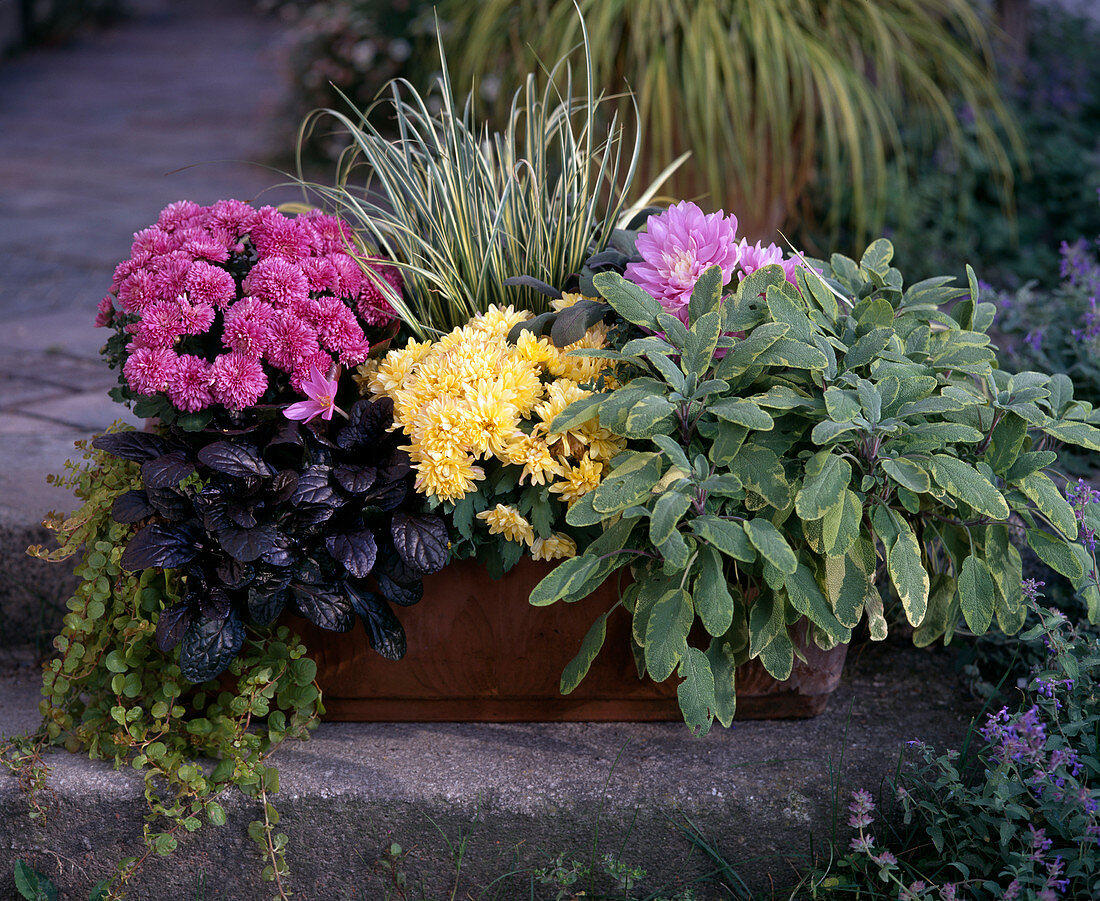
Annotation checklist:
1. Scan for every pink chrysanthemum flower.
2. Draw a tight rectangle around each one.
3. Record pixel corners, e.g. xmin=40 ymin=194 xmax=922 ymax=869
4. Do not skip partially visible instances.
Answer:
xmin=311 ymin=297 xmax=371 ymax=362
xmin=123 ymin=345 xmax=179 ymax=396
xmin=242 ymin=257 xmax=310 ymax=308
xmin=253 ymin=215 xmax=311 ymax=263
xmin=295 ymin=209 xmax=353 ymax=255
xmin=299 ymin=256 xmax=340 ymax=295
xmin=168 ymin=354 xmax=214 ymax=412
xmin=183 ymin=233 xmax=230 ymax=263
xmin=357 ymin=262 xmax=402 ymax=325
xmin=111 ymin=253 xmax=148 ymax=294
xmin=157 ymin=200 xmax=203 ymax=232
xmin=327 ymin=253 xmax=363 ymax=298
xmin=265 ymin=309 xmax=319 ymax=372
xmin=94 ymin=296 xmax=114 ymax=328
xmin=152 ymin=253 xmax=193 ymax=300
xmin=206 ymin=199 xmax=257 ymax=239
xmin=223 ymin=297 xmax=274 ymax=357
xmin=737 ymin=239 xmax=819 ymax=286
xmin=178 ymin=300 xmax=216 ymax=335
xmin=131 ymin=226 xmax=177 ymax=257
xmin=211 ymin=351 xmax=268 ymax=410
xmin=625 ymin=201 xmax=741 ymax=313
xmin=291 ymin=350 xmax=338 ymax=394
xmin=136 ymin=299 xmax=183 ymax=347
xmin=184 ymin=261 xmax=236 ymax=309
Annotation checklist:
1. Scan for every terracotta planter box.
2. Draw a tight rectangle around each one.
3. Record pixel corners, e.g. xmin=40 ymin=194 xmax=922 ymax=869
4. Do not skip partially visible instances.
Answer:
xmin=292 ymin=557 xmax=848 ymax=722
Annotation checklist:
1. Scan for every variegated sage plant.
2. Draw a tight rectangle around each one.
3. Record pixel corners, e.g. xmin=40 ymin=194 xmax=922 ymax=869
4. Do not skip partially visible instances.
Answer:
xmin=531 ymin=241 xmax=1100 ymax=733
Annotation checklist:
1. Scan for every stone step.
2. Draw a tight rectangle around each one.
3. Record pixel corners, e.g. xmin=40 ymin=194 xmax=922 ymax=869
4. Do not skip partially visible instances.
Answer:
xmin=0 ymin=638 xmax=979 ymax=900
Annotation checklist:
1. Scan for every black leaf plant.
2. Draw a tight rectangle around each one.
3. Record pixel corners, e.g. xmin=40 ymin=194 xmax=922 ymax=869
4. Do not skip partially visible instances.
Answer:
xmin=93 ymin=396 xmax=450 ymax=683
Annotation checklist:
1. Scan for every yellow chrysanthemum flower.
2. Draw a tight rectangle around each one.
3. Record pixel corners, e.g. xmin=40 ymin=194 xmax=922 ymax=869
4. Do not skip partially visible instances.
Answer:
xmin=471 ymin=304 xmax=531 ymax=337
xmin=502 ymin=432 xmax=564 ymax=486
xmin=550 ymin=292 xmax=597 ymax=312
xmin=549 ymin=454 xmax=604 ymax=504
xmin=353 ymin=360 xmax=380 ymax=396
xmin=583 ymin=425 xmax=626 ymax=462
xmin=514 ymin=329 xmax=560 ymax=368
xmin=530 ymin=532 xmax=577 ymax=561
xmin=413 ymin=449 xmax=486 ymax=502
xmin=534 ymin=378 xmax=594 ymax=447
xmin=547 ymin=322 xmax=612 ymax=384
xmin=476 ymin=504 xmax=535 ymax=545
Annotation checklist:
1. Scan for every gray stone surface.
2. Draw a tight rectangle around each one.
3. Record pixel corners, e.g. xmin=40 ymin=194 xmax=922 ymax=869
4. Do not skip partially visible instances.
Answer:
xmin=0 ymin=637 xmax=982 ymax=899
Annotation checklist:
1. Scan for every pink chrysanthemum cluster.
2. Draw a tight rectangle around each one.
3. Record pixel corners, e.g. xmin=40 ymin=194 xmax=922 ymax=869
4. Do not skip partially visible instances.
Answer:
xmin=97 ymin=200 xmax=402 ymax=414
xmin=624 ymin=201 xmax=816 ymax=324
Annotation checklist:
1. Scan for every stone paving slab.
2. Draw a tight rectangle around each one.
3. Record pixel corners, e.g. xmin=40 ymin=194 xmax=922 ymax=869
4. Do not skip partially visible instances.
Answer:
xmin=0 ymin=636 xmax=982 ymax=900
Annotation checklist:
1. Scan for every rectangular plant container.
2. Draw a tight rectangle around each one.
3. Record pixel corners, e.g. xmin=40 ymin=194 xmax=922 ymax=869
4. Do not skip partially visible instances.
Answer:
xmin=293 ymin=558 xmax=848 ymax=722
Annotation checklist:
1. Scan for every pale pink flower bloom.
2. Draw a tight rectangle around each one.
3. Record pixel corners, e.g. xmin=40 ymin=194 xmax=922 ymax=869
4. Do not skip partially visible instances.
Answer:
xmin=168 ymin=354 xmax=214 ymax=412
xmin=736 ymin=239 xmax=785 ymax=277
xmin=625 ymin=201 xmax=741 ymax=313
xmin=284 ymin=364 xmax=345 ymax=423
xmin=211 ymin=351 xmax=267 ymax=410
xmin=123 ymin=345 xmax=179 ymax=396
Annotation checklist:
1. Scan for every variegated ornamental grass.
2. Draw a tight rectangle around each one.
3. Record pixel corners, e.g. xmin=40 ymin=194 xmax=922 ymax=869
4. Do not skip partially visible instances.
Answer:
xmin=298 ymin=27 xmax=662 ymax=339
xmin=533 ymin=241 xmax=1100 ymax=733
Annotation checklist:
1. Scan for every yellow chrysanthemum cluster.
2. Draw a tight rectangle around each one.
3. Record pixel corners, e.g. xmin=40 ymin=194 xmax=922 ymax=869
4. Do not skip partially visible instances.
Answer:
xmin=363 ymin=304 xmax=625 ymax=556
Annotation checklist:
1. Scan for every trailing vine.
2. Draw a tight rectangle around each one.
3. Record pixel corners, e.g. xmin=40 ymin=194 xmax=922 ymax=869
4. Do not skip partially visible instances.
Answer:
xmin=3 ymin=434 xmax=323 ymax=899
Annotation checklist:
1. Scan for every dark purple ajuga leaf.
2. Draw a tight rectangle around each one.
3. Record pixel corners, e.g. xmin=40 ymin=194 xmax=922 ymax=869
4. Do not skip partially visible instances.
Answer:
xmin=146 ymin=486 xmax=190 ymax=521
xmin=260 ymin=533 xmax=295 ymax=568
xmin=375 ymin=571 xmax=423 ymax=607
xmin=196 ymin=587 xmax=231 ymax=621
xmin=333 ymin=463 xmax=377 ymax=495
xmin=216 ymin=558 xmax=255 ymax=591
xmin=291 ymin=582 xmax=355 ymax=632
xmin=92 ymin=430 xmax=168 ymax=462
xmin=112 ymin=490 xmax=154 ymax=523
xmin=141 ymin=451 xmax=195 ymax=489
xmin=337 ymin=397 xmax=394 ymax=451
xmin=390 ymin=512 xmax=450 ymax=575
xmin=253 ymin=565 xmax=292 ymax=595
xmin=226 ymin=502 xmax=258 ymax=529
xmin=284 ymin=503 xmax=334 ymax=530
xmin=121 ymin=523 xmax=198 ymax=571
xmin=363 ymin=477 xmax=408 ymax=511
xmin=197 ymin=442 xmax=272 ymax=479
xmin=247 ymin=586 xmax=288 ymax=626
xmin=325 ymin=529 xmax=378 ymax=578
xmin=294 ymin=556 xmax=323 ymax=585
xmin=268 ymin=418 xmax=303 ymax=451
xmin=195 ymin=485 xmax=230 ymax=531
xmin=218 ymin=524 xmax=280 ymax=563
xmin=155 ymin=601 xmax=191 ymax=651
xmin=374 ymin=543 xmax=424 ymax=586
xmin=269 ymin=470 xmax=299 ymax=503
xmin=291 ymin=466 xmax=342 ymax=507
xmin=179 ymin=611 xmax=246 ymax=683
xmin=345 ymin=582 xmax=406 ymax=661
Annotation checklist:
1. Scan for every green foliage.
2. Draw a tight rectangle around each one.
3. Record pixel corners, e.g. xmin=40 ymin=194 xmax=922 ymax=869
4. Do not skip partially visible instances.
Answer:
xmin=299 ymin=28 xmax=646 ymax=337
xmin=6 ymin=438 xmax=323 ymax=899
xmin=534 ymin=245 xmax=1100 ymax=732
xmin=814 ymin=603 xmax=1100 ymax=898
xmin=438 ymin=0 xmax=1017 ymax=242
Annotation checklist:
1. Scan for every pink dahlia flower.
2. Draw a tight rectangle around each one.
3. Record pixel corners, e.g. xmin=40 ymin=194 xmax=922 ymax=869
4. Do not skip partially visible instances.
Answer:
xmin=211 ymin=351 xmax=268 ymax=410
xmin=737 ymin=239 xmax=820 ymax=286
xmin=625 ymin=201 xmax=741 ymax=313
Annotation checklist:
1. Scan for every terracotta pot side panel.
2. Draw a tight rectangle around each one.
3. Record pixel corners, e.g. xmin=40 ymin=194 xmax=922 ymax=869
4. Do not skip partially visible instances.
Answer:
xmin=292 ymin=558 xmax=847 ymax=722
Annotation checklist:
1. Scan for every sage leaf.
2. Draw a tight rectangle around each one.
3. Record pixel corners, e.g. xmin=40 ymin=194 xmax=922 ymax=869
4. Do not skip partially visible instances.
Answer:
xmin=929 ymin=455 xmax=1009 ymax=519
xmin=1018 ymin=472 xmax=1078 ymax=540
xmin=887 ymin=527 xmax=929 ymax=627
xmin=744 ymin=519 xmax=798 ymax=574
xmin=690 ymin=515 xmax=756 ymax=562
xmin=1026 ymin=529 xmax=1085 ymax=582
xmin=645 ymin=589 xmax=693 ymax=681
xmin=560 ymin=614 xmax=607 ymax=695
xmin=694 ymin=546 xmax=734 ymax=636
xmin=677 ymin=647 xmax=716 ymax=734
xmin=958 ymin=555 xmax=995 ymax=634
xmin=796 ymin=452 xmax=853 ymax=521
